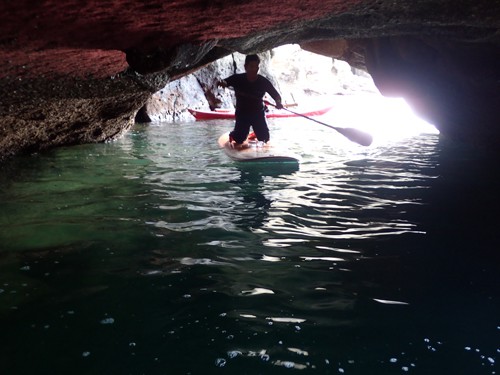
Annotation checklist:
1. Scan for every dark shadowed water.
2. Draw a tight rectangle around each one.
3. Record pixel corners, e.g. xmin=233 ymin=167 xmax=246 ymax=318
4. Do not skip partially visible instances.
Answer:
xmin=1 ymin=106 xmax=498 ymax=374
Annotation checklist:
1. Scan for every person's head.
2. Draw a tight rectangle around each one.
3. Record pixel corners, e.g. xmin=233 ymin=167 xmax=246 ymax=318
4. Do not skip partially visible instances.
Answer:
xmin=244 ymin=54 xmax=260 ymax=80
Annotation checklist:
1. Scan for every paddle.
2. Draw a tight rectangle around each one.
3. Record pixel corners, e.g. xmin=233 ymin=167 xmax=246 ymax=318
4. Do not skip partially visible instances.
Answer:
xmin=264 ymin=100 xmax=373 ymax=147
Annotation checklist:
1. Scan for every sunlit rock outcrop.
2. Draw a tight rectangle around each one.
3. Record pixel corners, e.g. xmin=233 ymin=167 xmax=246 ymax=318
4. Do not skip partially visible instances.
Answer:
xmin=140 ymin=47 xmax=378 ymax=123
xmin=0 ymin=0 xmax=498 ymax=159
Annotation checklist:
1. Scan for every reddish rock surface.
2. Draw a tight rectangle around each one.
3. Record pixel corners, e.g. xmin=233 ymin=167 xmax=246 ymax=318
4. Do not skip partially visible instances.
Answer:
xmin=1 ymin=0 xmax=362 ymax=79
xmin=0 ymin=0 xmax=499 ymax=159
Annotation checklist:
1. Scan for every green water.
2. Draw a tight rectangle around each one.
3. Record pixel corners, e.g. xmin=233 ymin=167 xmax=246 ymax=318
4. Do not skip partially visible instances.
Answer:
xmin=0 ymin=117 xmax=498 ymax=374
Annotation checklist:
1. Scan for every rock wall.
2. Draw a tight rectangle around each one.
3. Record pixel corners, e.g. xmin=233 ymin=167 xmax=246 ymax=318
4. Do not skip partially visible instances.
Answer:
xmin=303 ymin=37 xmax=500 ymax=145
xmin=364 ymin=37 xmax=500 ymax=144
xmin=0 ymin=75 xmax=150 ymax=159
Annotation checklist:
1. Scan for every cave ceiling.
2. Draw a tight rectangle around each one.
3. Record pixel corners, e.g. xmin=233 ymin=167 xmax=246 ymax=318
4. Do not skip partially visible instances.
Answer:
xmin=0 ymin=0 xmax=499 ymax=159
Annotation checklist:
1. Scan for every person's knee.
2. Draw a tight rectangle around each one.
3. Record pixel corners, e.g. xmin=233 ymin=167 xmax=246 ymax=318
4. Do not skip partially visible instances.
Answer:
xmin=258 ymin=135 xmax=269 ymax=143
xmin=229 ymin=131 xmax=247 ymax=144
xmin=254 ymin=129 xmax=269 ymax=143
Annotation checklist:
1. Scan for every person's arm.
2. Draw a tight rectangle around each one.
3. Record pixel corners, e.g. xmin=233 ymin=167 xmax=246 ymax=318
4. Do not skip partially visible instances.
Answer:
xmin=272 ymin=94 xmax=283 ymax=109
xmin=217 ymin=75 xmax=236 ymax=88
xmin=265 ymin=79 xmax=283 ymax=109
xmin=270 ymin=94 xmax=283 ymax=109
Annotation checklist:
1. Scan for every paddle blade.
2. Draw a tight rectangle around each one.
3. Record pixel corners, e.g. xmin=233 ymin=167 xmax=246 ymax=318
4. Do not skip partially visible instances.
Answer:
xmin=335 ymin=127 xmax=373 ymax=146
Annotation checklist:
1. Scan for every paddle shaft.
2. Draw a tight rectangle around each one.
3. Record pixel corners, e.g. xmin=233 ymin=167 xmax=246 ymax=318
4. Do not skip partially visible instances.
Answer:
xmin=264 ymin=100 xmax=373 ymax=146
xmin=223 ymin=87 xmax=373 ymax=146
xmin=265 ymin=101 xmax=340 ymax=131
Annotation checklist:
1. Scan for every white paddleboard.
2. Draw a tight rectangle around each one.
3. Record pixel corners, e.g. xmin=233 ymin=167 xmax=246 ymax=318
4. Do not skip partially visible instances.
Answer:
xmin=217 ymin=133 xmax=299 ymax=163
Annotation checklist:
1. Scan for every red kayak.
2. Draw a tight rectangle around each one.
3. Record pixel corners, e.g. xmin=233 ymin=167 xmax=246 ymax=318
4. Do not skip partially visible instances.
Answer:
xmin=188 ymin=106 xmax=333 ymax=121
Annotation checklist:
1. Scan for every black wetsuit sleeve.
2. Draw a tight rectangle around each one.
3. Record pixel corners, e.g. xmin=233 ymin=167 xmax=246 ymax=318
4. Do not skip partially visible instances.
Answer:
xmin=262 ymin=77 xmax=282 ymax=104
xmin=224 ymin=74 xmax=239 ymax=87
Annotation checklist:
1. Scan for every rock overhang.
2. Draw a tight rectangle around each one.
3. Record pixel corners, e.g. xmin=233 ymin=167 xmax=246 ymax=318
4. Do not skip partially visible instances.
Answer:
xmin=0 ymin=0 xmax=499 ymax=159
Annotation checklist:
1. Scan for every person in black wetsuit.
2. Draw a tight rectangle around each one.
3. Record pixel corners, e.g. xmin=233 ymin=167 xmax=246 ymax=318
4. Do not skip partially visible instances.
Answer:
xmin=218 ymin=54 xmax=283 ymax=147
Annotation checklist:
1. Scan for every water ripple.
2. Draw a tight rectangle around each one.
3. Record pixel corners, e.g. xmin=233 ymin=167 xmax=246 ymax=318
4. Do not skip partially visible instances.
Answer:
xmin=0 ymin=120 xmax=458 ymax=375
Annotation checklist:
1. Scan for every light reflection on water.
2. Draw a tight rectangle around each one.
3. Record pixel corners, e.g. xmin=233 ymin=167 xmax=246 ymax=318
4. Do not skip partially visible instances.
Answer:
xmin=0 ymin=115 xmax=498 ymax=374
